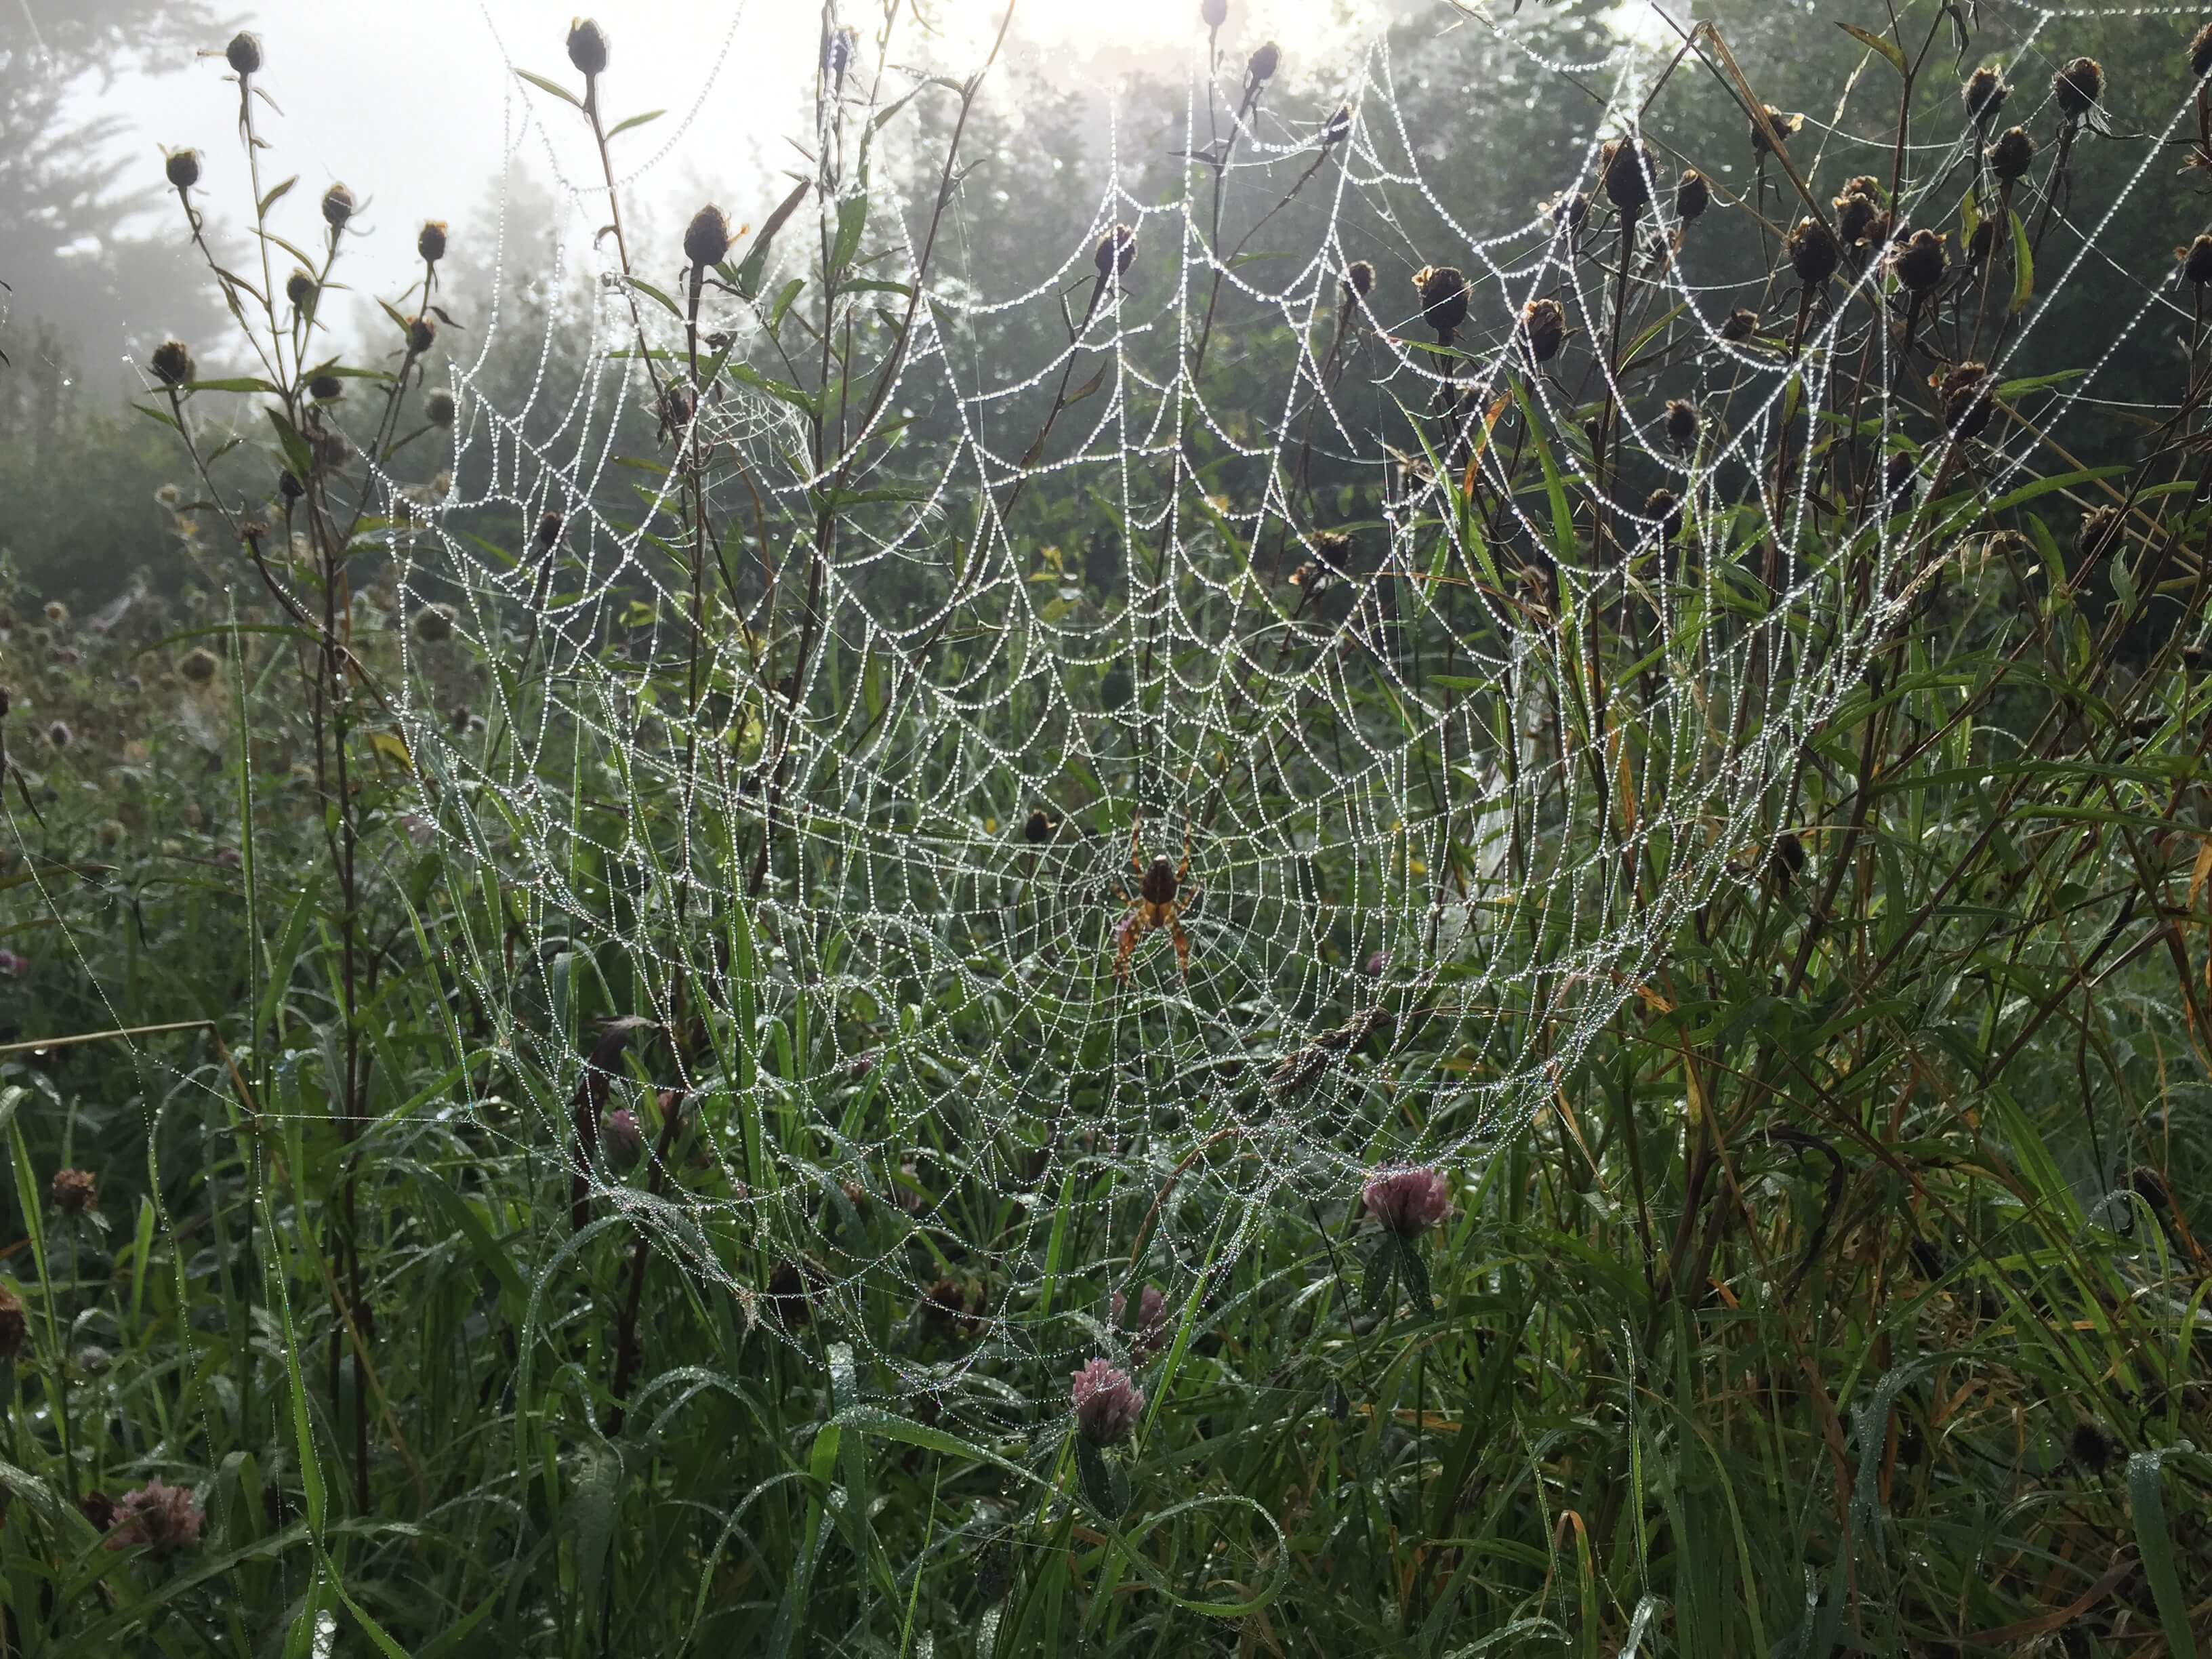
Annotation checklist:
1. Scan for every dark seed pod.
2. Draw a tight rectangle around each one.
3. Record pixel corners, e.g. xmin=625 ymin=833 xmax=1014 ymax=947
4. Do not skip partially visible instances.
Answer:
xmin=1892 ymin=229 xmax=1948 ymax=293
xmin=1940 ymin=361 xmax=1993 ymax=438
xmin=1963 ymin=65 xmax=2008 ymax=122
xmin=1415 ymin=264 xmax=1469 ymax=344
xmin=535 ymin=510 xmax=565 ymax=549
xmin=567 ymin=18 xmax=609 ymax=77
xmin=2076 ymin=504 xmax=2122 ymax=560
xmin=150 ymin=340 xmax=194 ymax=387
xmin=1786 ymin=216 xmax=1840 ymax=286
xmin=309 ymin=372 xmax=344 ymax=401
xmin=1521 ymin=298 xmax=1567 ymax=363
xmin=279 ymin=470 xmax=305 ymax=502
xmin=406 ymin=315 xmax=436 ymax=355
xmin=1879 ymin=451 xmax=1917 ymax=510
xmin=225 ymin=30 xmax=262 ymax=75
xmin=2195 ymin=22 xmax=2212 ymax=81
xmin=2068 ymin=1420 xmax=2117 ymax=1474
xmin=2182 ymin=234 xmax=2212 ymax=285
xmin=1202 ymin=0 xmax=1227 ymax=26
xmin=1094 ymin=224 xmax=1138 ymax=278
xmin=412 ymin=603 xmax=456 ymax=643
xmin=2053 ymin=57 xmax=2102 ymax=122
xmin=1023 ymin=809 xmax=1053 ymax=844
xmin=165 ymin=148 xmax=200 ymax=190
xmin=1967 ymin=218 xmax=1996 ymax=264
xmin=51 ymin=1168 xmax=95 ymax=1216
xmin=1548 ymin=190 xmax=1589 ymax=231
xmin=1719 ymin=306 xmax=1759 ymax=342
xmin=286 ymin=270 xmax=316 ymax=310
xmin=1674 ymin=167 xmax=1709 ymax=222
xmin=425 ymin=390 xmax=457 ymax=428
xmin=1320 ymin=104 xmax=1351 ymax=147
xmin=1599 ymin=138 xmax=1652 ymax=212
xmin=314 ymin=427 xmax=353 ymax=470
xmin=1749 ymin=104 xmax=1803 ymax=155
xmin=1643 ymin=487 xmax=1684 ymax=539
xmin=2127 ymin=1165 xmax=2173 ymax=1212
xmin=1988 ymin=125 xmax=2036 ymax=182
xmin=684 ymin=205 xmax=731 ymax=269
xmin=1664 ymin=398 xmax=1699 ymax=452
xmin=1767 ymin=830 xmax=1806 ymax=884
xmin=322 ymin=182 xmax=356 ymax=229
xmin=1246 ymin=41 xmax=1279 ymax=87
xmin=1832 ymin=177 xmax=1884 ymax=247
xmin=1343 ymin=260 xmax=1374 ymax=300
xmin=418 ymin=221 xmax=447 ymax=264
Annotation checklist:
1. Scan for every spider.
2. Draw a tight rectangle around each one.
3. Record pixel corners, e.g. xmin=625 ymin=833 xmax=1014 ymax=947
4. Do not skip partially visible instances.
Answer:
xmin=1115 ymin=813 xmax=1197 ymax=980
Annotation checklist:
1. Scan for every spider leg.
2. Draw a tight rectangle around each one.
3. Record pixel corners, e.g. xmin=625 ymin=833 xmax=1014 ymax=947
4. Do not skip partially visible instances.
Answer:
xmin=1170 ymin=914 xmax=1191 ymax=977
xmin=1175 ymin=827 xmax=1191 ymax=883
xmin=1130 ymin=810 xmax=1145 ymax=876
xmin=1115 ymin=909 xmax=1147 ymax=981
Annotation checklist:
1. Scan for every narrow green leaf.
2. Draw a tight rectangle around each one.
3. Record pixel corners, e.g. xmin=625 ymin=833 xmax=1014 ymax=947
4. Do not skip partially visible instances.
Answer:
xmin=2129 ymin=1448 xmax=2199 ymax=1659
xmin=604 ymin=108 xmax=665 ymax=140
xmin=514 ymin=67 xmax=583 ymax=108
xmin=2009 ymin=210 xmax=2034 ymax=315
xmin=1837 ymin=21 xmax=1905 ymax=73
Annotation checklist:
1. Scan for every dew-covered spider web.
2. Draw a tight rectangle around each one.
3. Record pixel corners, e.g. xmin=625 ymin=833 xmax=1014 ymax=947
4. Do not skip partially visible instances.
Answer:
xmin=57 ymin=0 xmax=2212 ymax=1430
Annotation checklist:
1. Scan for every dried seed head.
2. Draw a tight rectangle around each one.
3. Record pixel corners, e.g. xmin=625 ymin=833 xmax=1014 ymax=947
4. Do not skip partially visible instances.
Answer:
xmin=2053 ymin=56 xmax=2102 ymax=121
xmin=417 ymin=221 xmax=447 ymax=264
xmin=1246 ymin=40 xmax=1279 ymax=87
xmin=1988 ymin=125 xmax=2036 ymax=182
xmin=1966 ymin=217 xmax=1996 ymax=263
xmin=43 ymin=600 xmax=65 ymax=626
xmin=51 ymin=1168 xmax=95 ymax=1216
xmin=286 ymin=270 xmax=316 ymax=310
xmin=150 ymin=340 xmax=194 ymax=388
xmin=683 ymin=205 xmax=731 ymax=269
xmin=1094 ymin=224 xmax=1138 ymax=277
xmin=47 ymin=721 xmax=72 ymax=750
xmin=309 ymin=372 xmax=343 ymax=401
xmin=1320 ymin=104 xmax=1351 ymax=146
xmin=1521 ymin=297 xmax=1567 ymax=363
xmin=321 ymin=182 xmax=355 ymax=229
xmin=179 ymin=647 xmax=220 ymax=684
xmin=567 ymin=17 xmax=609 ymax=77
xmin=2076 ymin=504 xmax=2123 ymax=559
xmin=1963 ymin=65 xmax=2008 ymax=121
xmin=279 ymin=469 xmax=304 ymax=501
xmin=315 ymin=427 xmax=352 ymax=470
xmin=2195 ymin=22 xmax=2212 ymax=81
xmin=1768 ymin=830 xmax=1806 ymax=884
xmin=1599 ymin=138 xmax=1653 ymax=212
xmin=1664 ymin=398 xmax=1699 ymax=451
xmin=2182 ymin=234 xmax=2212 ymax=285
xmin=765 ymin=1259 xmax=815 ymax=1329
xmin=1414 ymin=264 xmax=1469 ymax=343
xmin=2068 ymin=1419 xmax=2117 ymax=1473
xmin=1674 ymin=167 xmax=1709 ymax=222
xmin=225 ymin=30 xmax=262 ymax=75
xmin=1749 ymin=104 xmax=1803 ymax=155
xmin=1832 ymin=176 xmax=1885 ymax=247
xmin=2127 ymin=1164 xmax=2173 ymax=1212
xmin=1940 ymin=361 xmax=1993 ymax=438
xmin=1643 ymin=487 xmax=1684 ymax=539
xmin=1893 ymin=228 xmax=1948 ymax=293
xmin=1719 ymin=306 xmax=1759 ymax=342
xmin=1024 ymin=809 xmax=1053 ymax=844
xmin=1343 ymin=260 xmax=1374 ymax=300
xmin=1202 ymin=0 xmax=1227 ymax=26
xmin=426 ymin=390 xmax=457 ymax=428
xmin=535 ymin=510 xmax=565 ymax=549
xmin=1547 ymin=190 xmax=1589 ymax=231
xmin=412 ymin=603 xmax=455 ymax=642
xmin=1786 ymin=216 xmax=1840 ymax=286
xmin=165 ymin=148 xmax=200 ymax=190
xmin=406 ymin=314 xmax=437 ymax=355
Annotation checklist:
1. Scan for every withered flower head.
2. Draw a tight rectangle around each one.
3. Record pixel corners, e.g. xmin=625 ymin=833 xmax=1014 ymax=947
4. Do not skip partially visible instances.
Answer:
xmin=225 ymin=31 xmax=262 ymax=75
xmin=180 ymin=647 xmax=220 ymax=684
xmin=683 ymin=205 xmax=731 ymax=268
xmin=567 ymin=18 xmax=609 ymax=77
xmin=1719 ymin=306 xmax=1759 ymax=342
xmin=1599 ymin=138 xmax=1652 ymax=212
xmin=1939 ymin=361 xmax=1993 ymax=437
xmin=165 ymin=148 xmax=200 ymax=190
xmin=426 ymin=389 xmax=457 ymax=428
xmin=1547 ymin=190 xmax=1589 ymax=231
xmin=1674 ymin=167 xmax=1709 ymax=222
xmin=1893 ymin=228 xmax=1948 ymax=293
xmin=1966 ymin=218 xmax=1996 ymax=264
xmin=417 ymin=221 xmax=447 ymax=263
xmin=1877 ymin=451 xmax=1917 ymax=510
xmin=1664 ymin=398 xmax=1698 ymax=451
xmin=1786 ymin=216 xmax=1840 ymax=286
xmin=1750 ymin=104 xmax=1803 ymax=155
xmin=321 ymin=182 xmax=355 ymax=229
xmin=308 ymin=371 xmax=343 ymax=401
xmin=2053 ymin=56 xmax=2102 ymax=122
xmin=535 ymin=510 xmax=565 ymax=548
xmin=51 ymin=1168 xmax=95 ymax=1216
xmin=412 ymin=603 xmax=456 ymax=643
xmin=1320 ymin=104 xmax=1351 ymax=147
xmin=2195 ymin=22 xmax=2212 ymax=81
xmin=47 ymin=721 xmax=72 ymax=750
xmin=1964 ymin=65 xmax=2008 ymax=121
xmin=406 ymin=314 xmax=437 ymax=355
xmin=315 ymin=427 xmax=352 ymax=470
xmin=1023 ymin=809 xmax=1054 ymax=844
xmin=1832 ymin=176 xmax=1885 ymax=247
xmin=1246 ymin=41 xmax=1279 ymax=87
xmin=286 ymin=270 xmax=317 ymax=310
xmin=1521 ymin=297 xmax=1567 ymax=363
xmin=2182 ymin=234 xmax=2212 ymax=285
xmin=1202 ymin=0 xmax=1227 ymax=26
xmin=1343 ymin=260 xmax=1374 ymax=300
xmin=279 ymin=469 xmax=305 ymax=501
xmin=1414 ymin=264 xmax=1469 ymax=343
xmin=1643 ymin=487 xmax=1684 ymax=539
xmin=2076 ymin=503 xmax=2122 ymax=559
xmin=1094 ymin=224 xmax=1138 ymax=277
xmin=150 ymin=340 xmax=194 ymax=388
xmin=2068 ymin=1419 xmax=2117 ymax=1473
xmin=1988 ymin=125 xmax=2036 ymax=182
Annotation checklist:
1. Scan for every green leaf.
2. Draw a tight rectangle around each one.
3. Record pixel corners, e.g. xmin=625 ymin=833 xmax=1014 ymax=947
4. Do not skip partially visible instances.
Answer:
xmin=2129 ymin=1448 xmax=2199 ymax=1659
xmin=1399 ymin=1242 xmax=1433 ymax=1315
xmin=1836 ymin=21 xmax=1904 ymax=73
xmin=2008 ymin=210 xmax=2033 ymax=315
xmin=1075 ymin=1437 xmax=1130 ymax=1520
xmin=831 ymin=191 xmax=869 ymax=276
xmin=181 ymin=376 xmax=282 ymax=394
xmin=257 ymin=174 xmax=298 ymax=218
xmin=733 ymin=178 xmax=811 ymax=300
xmin=626 ymin=276 xmax=684 ymax=319
xmin=514 ymin=67 xmax=583 ymax=108
xmin=1360 ymin=1235 xmax=1397 ymax=1313
xmin=604 ymin=108 xmax=665 ymax=140
xmin=769 ymin=277 xmax=806 ymax=332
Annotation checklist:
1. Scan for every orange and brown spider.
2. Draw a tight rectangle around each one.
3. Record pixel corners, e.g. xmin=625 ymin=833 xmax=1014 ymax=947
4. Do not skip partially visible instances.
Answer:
xmin=1115 ymin=813 xmax=1197 ymax=979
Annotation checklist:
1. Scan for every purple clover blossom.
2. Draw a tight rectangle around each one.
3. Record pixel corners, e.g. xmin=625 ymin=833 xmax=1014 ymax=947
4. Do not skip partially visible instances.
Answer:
xmin=1071 ymin=1358 xmax=1144 ymax=1446
xmin=103 ymin=1479 xmax=203 ymax=1555
xmin=1111 ymin=1284 xmax=1170 ymax=1357
xmin=1363 ymin=1166 xmax=1450 ymax=1237
xmin=1363 ymin=949 xmax=1387 ymax=978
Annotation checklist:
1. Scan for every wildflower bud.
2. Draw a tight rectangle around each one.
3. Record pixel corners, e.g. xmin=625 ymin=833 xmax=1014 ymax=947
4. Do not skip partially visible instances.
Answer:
xmin=1599 ymin=139 xmax=1652 ymax=212
xmin=412 ymin=602 xmax=456 ymax=643
xmin=567 ymin=17 xmax=609 ymax=77
xmin=683 ymin=205 xmax=731 ymax=269
xmin=1644 ymin=487 xmax=1684 ymax=539
xmin=601 ymin=1108 xmax=643 ymax=1169
xmin=1940 ymin=361 xmax=1992 ymax=438
xmin=1415 ymin=265 xmax=1468 ymax=344
xmin=406 ymin=314 xmax=436 ymax=355
xmin=1202 ymin=0 xmax=1227 ymax=26
xmin=51 ymin=1168 xmax=95 ymax=1216
xmin=1521 ymin=298 xmax=1567 ymax=363
xmin=1071 ymin=1358 xmax=1144 ymax=1446
xmin=0 ymin=1286 xmax=24 ymax=1360
xmin=426 ymin=389 xmax=457 ymax=428
xmin=180 ymin=648 xmax=220 ymax=685
xmin=322 ymin=183 xmax=355 ymax=230
xmin=286 ymin=270 xmax=316 ymax=310
xmin=47 ymin=721 xmax=72 ymax=750
xmin=2194 ymin=23 xmax=2212 ymax=81
xmin=2076 ymin=504 xmax=2122 ymax=559
xmin=2182 ymin=234 xmax=2212 ymax=285
xmin=279 ymin=470 xmax=304 ymax=501
xmin=1749 ymin=104 xmax=1803 ymax=155
xmin=1343 ymin=260 xmax=1374 ymax=300
xmin=225 ymin=30 xmax=262 ymax=75
xmin=1719 ymin=306 xmax=1759 ymax=342
xmin=535 ymin=510 xmax=565 ymax=548
xmin=1024 ymin=809 xmax=1053 ymax=844
xmin=1363 ymin=1166 xmax=1450 ymax=1236
xmin=150 ymin=340 xmax=194 ymax=388
xmin=2053 ymin=56 xmax=2102 ymax=122
xmin=1674 ymin=168 xmax=1708 ymax=222
xmin=1094 ymin=224 xmax=1138 ymax=278
xmin=1988 ymin=125 xmax=2036 ymax=182
xmin=1246 ymin=41 xmax=1279 ymax=87
xmin=1963 ymin=65 xmax=2007 ymax=121
xmin=309 ymin=372 xmax=343 ymax=401
xmin=165 ymin=148 xmax=200 ymax=190
xmin=417 ymin=220 xmax=448 ymax=264
xmin=1664 ymin=398 xmax=1698 ymax=451
xmin=1786 ymin=216 xmax=1840 ymax=286
xmin=1893 ymin=228 xmax=1948 ymax=293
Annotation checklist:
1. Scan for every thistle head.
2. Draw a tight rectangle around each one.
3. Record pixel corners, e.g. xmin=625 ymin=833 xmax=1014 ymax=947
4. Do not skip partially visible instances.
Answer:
xmin=224 ymin=31 xmax=262 ymax=75
xmin=1963 ymin=65 xmax=2008 ymax=122
xmin=426 ymin=389 xmax=457 ymax=428
xmin=1599 ymin=138 xmax=1652 ymax=212
xmin=1988 ymin=125 xmax=2036 ymax=182
xmin=406 ymin=314 xmax=437 ymax=355
xmin=1786 ymin=216 xmax=1840 ymax=287
xmin=1892 ymin=228 xmax=1948 ymax=293
xmin=1664 ymin=398 xmax=1699 ymax=451
xmin=149 ymin=340 xmax=194 ymax=388
xmin=1749 ymin=104 xmax=1803 ymax=155
xmin=1414 ymin=265 xmax=1469 ymax=342
xmin=1362 ymin=1166 xmax=1450 ymax=1236
xmin=2181 ymin=234 xmax=2212 ymax=285
xmin=2053 ymin=56 xmax=2102 ymax=122
xmin=1246 ymin=40 xmax=1279 ymax=87
xmin=1520 ymin=298 xmax=1567 ymax=363
xmin=411 ymin=602 xmax=456 ymax=643
xmin=1343 ymin=260 xmax=1374 ymax=301
xmin=286 ymin=270 xmax=317 ymax=310
xmin=308 ymin=371 xmax=343 ymax=401
xmin=1719 ymin=306 xmax=1759 ymax=342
